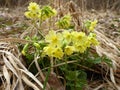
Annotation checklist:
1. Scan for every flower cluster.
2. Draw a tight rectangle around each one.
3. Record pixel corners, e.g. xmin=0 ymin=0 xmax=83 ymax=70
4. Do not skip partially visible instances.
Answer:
xmin=23 ymin=2 xmax=99 ymax=60
xmin=43 ymin=30 xmax=99 ymax=59
xmin=24 ymin=2 xmax=57 ymax=20
xmin=40 ymin=6 xmax=57 ymax=21
xmin=84 ymin=20 xmax=98 ymax=32
xmin=56 ymin=14 xmax=71 ymax=29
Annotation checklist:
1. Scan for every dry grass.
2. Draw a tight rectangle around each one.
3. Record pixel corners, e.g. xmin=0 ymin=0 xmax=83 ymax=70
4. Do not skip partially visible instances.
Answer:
xmin=0 ymin=42 xmax=44 ymax=90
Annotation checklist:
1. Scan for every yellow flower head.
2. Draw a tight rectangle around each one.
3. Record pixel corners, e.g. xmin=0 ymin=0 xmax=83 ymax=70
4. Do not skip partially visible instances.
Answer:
xmin=88 ymin=33 xmax=99 ymax=46
xmin=45 ymin=30 xmax=63 ymax=47
xmin=91 ymin=20 xmax=98 ymax=27
xmin=74 ymin=43 xmax=86 ymax=53
xmin=43 ymin=46 xmax=54 ymax=57
xmin=62 ymin=30 xmax=71 ymax=44
xmin=71 ymin=31 xmax=87 ymax=44
xmin=89 ymin=20 xmax=98 ymax=31
xmin=84 ymin=39 xmax=91 ymax=48
xmin=52 ymin=47 xmax=64 ymax=59
xmin=76 ymin=32 xmax=86 ymax=40
xmin=28 ymin=2 xmax=40 ymax=12
xmin=43 ymin=45 xmax=63 ymax=59
xmin=24 ymin=11 xmax=32 ymax=19
xmin=71 ymin=31 xmax=78 ymax=37
xmin=24 ymin=11 xmax=39 ymax=19
xmin=64 ymin=46 xmax=75 ymax=55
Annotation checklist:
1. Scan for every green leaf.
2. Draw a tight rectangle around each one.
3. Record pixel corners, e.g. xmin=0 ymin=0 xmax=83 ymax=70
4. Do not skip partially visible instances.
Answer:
xmin=84 ymin=20 xmax=91 ymax=29
xmin=93 ymin=57 xmax=102 ymax=64
xmin=66 ymin=71 xmax=79 ymax=81
xmin=102 ymin=58 xmax=112 ymax=67
xmin=25 ymin=53 xmax=34 ymax=62
xmin=33 ymin=42 xmax=40 ymax=49
xmin=66 ymin=70 xmax=87 ymax=90
xmin=32 ymin=36 xmax=39 ymax=41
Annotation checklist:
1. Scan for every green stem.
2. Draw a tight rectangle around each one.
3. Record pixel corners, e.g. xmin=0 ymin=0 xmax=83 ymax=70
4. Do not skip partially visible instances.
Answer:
xmin=50 ymin=57 xmax=54 ymax=73
xmin=64 ymin=54 xmax=68 ymax=71
xmin=43 ymin=67 xmax=51 ymax=90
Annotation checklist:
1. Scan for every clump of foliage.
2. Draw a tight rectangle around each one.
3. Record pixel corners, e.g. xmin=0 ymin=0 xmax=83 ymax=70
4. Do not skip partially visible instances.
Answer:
xmin=20 ymin=2 xmax=112 ymax=90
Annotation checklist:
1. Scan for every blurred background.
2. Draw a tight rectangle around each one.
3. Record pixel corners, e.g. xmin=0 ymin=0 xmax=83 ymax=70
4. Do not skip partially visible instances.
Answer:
xmin=0 ymin=0 xmax=120 ymax=12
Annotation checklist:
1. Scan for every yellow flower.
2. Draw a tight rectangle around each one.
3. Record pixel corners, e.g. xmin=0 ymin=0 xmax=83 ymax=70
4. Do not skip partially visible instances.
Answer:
xmin=89 ymin=32 xmax=97 ymax=37
xmin=62 ymin=30 xmax=71 ymax=44
xmin=89 ymin=20 xmax=98 ymax=31
xmin=43 ymin=45 xmax=63 ymax=59
xmin=43 ymin=46 xmax=54 ymax=57
xmin=24 ymin=11 xmax=39 ymax=19
xmin=24 ymin=11 xmax=31 ymax=19
xmin=89 ymin=26 xmax=94 ymax=31
xmin=24 ymin=2 xmax=41 ymax=19
xmin=74 ymin=43 xmax=86 ymax=53
xmin=84 ymin=39 xmax=91 ymax=48
xmin=64 ymin=46 xmax=74 ymax=55
xmin=71 ymin=31 xmax=78 ymax=37
xmin=45 ymin=30 xmax=63 ymax=47
xmin=91 ymin=20 xmax=98 ymax=27
xmin=76 ymin=32 xmax=86 ymax=40
xmin=52 ymin=47 xmax=64 ymax=59
xmin=88 ymin=33 xmax=99 ymax=46
xmin=88 ymin=37 xmax=99 ymax=46
xmin=28 ymin=2 xmax=40 ymax=12
xmin=71 ymin=31 xmax=87 ymax=44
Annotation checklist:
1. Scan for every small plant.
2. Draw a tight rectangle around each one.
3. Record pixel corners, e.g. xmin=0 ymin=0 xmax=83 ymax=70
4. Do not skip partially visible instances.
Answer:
xmin=21 ymin=2 xmax=112 ymax=90
xmin=56 ymin=14 xmax=72 ymax=29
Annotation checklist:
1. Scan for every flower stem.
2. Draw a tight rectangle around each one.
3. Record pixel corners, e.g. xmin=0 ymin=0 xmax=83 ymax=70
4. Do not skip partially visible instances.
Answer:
xmin=50 ymin=57 xmax=54 ymax=73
